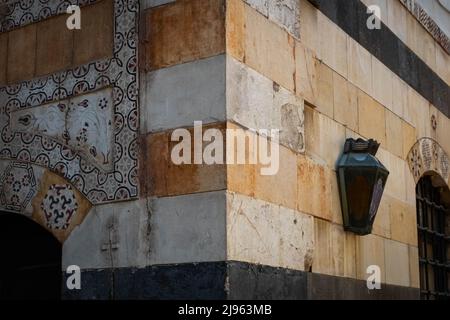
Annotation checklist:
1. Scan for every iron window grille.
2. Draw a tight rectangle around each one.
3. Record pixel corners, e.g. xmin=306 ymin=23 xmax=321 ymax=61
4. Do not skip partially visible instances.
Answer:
xmin=416 ymin=176 xmax=450 ymax=300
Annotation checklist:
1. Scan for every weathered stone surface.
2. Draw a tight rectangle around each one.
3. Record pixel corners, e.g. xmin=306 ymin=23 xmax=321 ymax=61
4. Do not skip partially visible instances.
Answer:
xmin=304 ymin=106 xmax=346 ymax=168
xmin=391 ymin=75 xmax=407 ymax=118
xmin=357 ymin=90 xmax=386 ymax=146
xmin=141 ymin=55 xmax=226 ymax=133
xmin=227 ymin=192 xmax=314 ymax=271
xmin=297 ymin=155 xmax=332 ymax=221
xmin=372 ymin=56 xmax=393 ymax=110
xmin=7 ymin=23 xmax=36 ymax=84
xmin=333 ymin=72 xmax=358 ymax=132
xmin=347 ymin=37 xmax=372 ymax=95
xmin=385 ymin=110 xmax=403 ymax=158
xmin=244 ymin=4 xmax=296 ymax=92
xmin=150 ymin=191 xmax=227 ymax=265
xmin=62 ymin=200 xmax=149 ymax=269
xmin=316 ymin=62 xmax=334 ymax=118
xmin=408 ymin=245 xmax=420 ymax=289
xmin=318 ymin=13 xmax=348 ymax=78
xmin=36 ymin=14 xmax=73 ymax=77
xmin=356 ymin=234 xmax=386 ymax=283
xmin=389 ymin=198 xmax=417 ymax=246
xmin=73 ymin=0 xmax=114 ymax=66
xmin=145 ymin=0 xmax=225 ymax=70
xmin=142 ymin=124 xmax=227 ymax=197
xmin=227 ymin=57 xmax=304 ymax=153
xmin=384 ymin=239 xmax=410 ymax=287
xmin=295 ymin=42 xmax=319 ymax=105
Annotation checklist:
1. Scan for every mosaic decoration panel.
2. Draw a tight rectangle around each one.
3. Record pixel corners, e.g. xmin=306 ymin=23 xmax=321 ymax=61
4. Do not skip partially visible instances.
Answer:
xmin=0 ymin=0 xmax=139 ymax=204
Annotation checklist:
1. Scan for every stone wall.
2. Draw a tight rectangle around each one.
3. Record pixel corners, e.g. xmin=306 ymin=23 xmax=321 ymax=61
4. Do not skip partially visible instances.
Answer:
xmin=1 ymin=0 xmax=449 ymax=299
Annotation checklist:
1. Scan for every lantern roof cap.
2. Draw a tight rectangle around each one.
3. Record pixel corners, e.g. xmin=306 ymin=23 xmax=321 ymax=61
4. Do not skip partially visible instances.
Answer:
xmin=343 ymin=138 xmax=380 ymax=156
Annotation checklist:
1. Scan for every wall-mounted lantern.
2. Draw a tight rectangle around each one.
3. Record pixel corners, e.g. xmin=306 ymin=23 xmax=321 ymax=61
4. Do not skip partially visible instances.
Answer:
xmin=337 ymin=138 xmax=389 ymax=236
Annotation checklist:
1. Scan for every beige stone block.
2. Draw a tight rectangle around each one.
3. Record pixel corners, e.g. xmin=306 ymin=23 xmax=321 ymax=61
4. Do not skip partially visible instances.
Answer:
xmin=304 ymin=106 xmax=346 ymax=168
xmin=7 ymin=24 xmax=36 ymax=84
xmin=299 ymin=0 xmax=319 ymax=55
xmin=254 ymin=145 xmax=298 ymax=210
xmin=333 ymin=72 xmax=358 ymax=132
xmin=344 ymin=232 xmax=357 ymax=279
xmin=318 ymin=13 xmax=348 ymax=78
xmin=347 ymin=37 xmax=372 ymax=95
xmin=358 ymin=91 xmax=386 ymax=146
xmin=226 ymin=0 xmax=245 ymax=61
xmin=409 ymin=245 xmax=420 ymax=288
xmin=415 ymin=23 xmax=436 ymax=71
xmin=384 ymin=239 xmax=410 ymax=287
xmin=402 ymin=120 xmax=417 ymax=160
xmin=372 ymin=57 xmax=393 ymax=110
xmin=405 ymin=88 xmax=430 ymax=139
xmin=381 ymin=150 xmax=406 ymax=202
xmin=356 ymin=234 xmax=386 ymax=283
xmin=330 ymin=169 xmax=343 ymax=225
xmin=386 ymin=0 xmax=407 ymax=43
xmin=386 ymin=110 xmax=403 ymax=158
xmin=316 ymin=62 xmax=334 ymax=118
xmin=391 ymin=75 xmax=407 ymax=118
xmin=406 ymin=13 xmax=419 ymax=54
xmin=328 ymin=223 xmax=357 ymax=278
xmin=295 ymin=42 xmax=319 ymax=105
xmin=389 ymin=198 xmax=418 ymax=246
xmin=227 ymin=192 xmax=314 ymax=271
xmin=404 ymin=161 xmax=417 ymax=208
xmin=245 ymin=5 xmax=296 ymax=91
xmin=312 ymin=218 xmax=332 ymax=275
xmin=297 ymin=155 xmax=332 ymax=221
xmin=372 ymin=195 xmax=391 ymax=239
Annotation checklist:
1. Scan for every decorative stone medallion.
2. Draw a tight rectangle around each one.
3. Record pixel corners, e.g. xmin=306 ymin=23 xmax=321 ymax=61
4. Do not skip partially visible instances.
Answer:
xmin=41 ymin=184 xmax=78 ymax=230
xmin=0 ymin=0 xmax=139 ymax=204
xmin=407 ymin=138 xmax=450 ymax=184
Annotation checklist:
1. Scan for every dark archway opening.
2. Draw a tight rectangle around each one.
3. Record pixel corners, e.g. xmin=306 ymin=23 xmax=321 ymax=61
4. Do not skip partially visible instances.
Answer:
xmin=0 ymin=212 xmax=62 ymax=300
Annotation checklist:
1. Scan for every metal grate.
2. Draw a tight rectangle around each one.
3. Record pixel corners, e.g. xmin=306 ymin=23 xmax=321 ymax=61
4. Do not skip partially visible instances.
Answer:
xmin=416 ymin=176 xmax=450 ymax=300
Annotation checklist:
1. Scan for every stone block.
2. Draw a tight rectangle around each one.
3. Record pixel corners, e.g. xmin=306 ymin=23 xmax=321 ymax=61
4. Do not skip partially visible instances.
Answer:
xmin=297 ymin=155 xmax=332 ymax=221
xmin=7 ymin=24 xmax=36 ymax=84
xmin=347 ymin=37 xmax=372 ymax=95
xmin=333 ymin=72 xmax=358 ymax=132
xmin=36 ymin=14 xmax=73 ymax=77
xmin=371 ymin=56 xmax=393 ymax=110
xmin=384 ymin=239 xmax=410 ymax=287
xmin=141 ymin=55 xmax=226 ymax=133
xmin=408 ymin=245 xmax=420 ymax=289
xmin=145 ymin=0 xmax=225 ymax=70
xmin=389 ymin=198 xmax=418 ymax=246
xmin=356 ymin=234 xmax=386 ymax=283
xmin=227 ymin=192 xmax=314 ymax=271
xmin=385 ymin=110 xmax=403 ymax=158
xmin=316 ymin=61 xmax=334 ymax=118
xmin=318 ymin=12 xmax=348 ymax=78
xmin=357 ymin=90 xmax=386 ymax=146
xmin=391 ymin=75 xmax=407 ymax=118
xmin=150 ymin=191 xmax=227 ymax=265
xmin=244 ymin=4 xmax=296 ymax=91
xmin=73 ymin=0 xmax=114 ymax=66
xmin=295 ymin=42 xmax=319 ymax=106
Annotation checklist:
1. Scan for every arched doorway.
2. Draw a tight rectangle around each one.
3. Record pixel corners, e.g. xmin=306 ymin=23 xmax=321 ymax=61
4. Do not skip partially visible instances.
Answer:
xmin=0 ymin=212 xmax=62 ymax=300
xmin=416 ymin=175 xmax=450 ymax=300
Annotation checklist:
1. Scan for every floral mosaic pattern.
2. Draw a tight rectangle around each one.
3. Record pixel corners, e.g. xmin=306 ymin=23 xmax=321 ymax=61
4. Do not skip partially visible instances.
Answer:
xmin=408 ymin=138 xmax=450 ymax=183
xmin=41 ymin=184 xmax=78 ymax=230
xmin=0 ymin=161 xmax=37 ymax=212
xmin=0 ymin=0 xmax=139 ymax=204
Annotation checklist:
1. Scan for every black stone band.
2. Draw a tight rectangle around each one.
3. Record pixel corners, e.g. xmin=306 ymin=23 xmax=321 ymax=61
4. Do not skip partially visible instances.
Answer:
xmin=62 ymin=261 xmax=419 ymax=300
xmin=309 ymin=0 xmax=450 ymax=118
